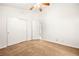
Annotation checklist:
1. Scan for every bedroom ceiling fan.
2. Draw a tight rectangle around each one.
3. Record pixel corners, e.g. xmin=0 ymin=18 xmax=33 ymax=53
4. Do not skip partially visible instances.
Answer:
xmin=30 ymin=3 xmax=50 ymax=12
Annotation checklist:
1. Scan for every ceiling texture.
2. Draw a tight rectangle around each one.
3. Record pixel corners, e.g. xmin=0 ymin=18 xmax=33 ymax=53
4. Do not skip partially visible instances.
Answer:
xmin=0 ymin=3 xmax=34 ymax=10
xmin=0 ymin=3 xmax=52 ymax=18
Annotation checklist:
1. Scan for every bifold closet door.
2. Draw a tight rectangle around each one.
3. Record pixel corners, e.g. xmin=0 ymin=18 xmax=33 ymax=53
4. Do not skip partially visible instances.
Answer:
xmin=32 ymin=20 xmax=41 ymax=39
xmin=7 ymin=18 xmax=27 ymax=46
xmin=0 ymin=16 xmax=7 ymax=48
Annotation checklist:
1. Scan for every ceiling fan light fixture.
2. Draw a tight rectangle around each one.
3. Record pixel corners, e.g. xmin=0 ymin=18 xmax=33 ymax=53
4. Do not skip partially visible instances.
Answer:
xmin=30 ymin=3 xmax=50 ymax=12
xmin=42 ymin=3 xmax=50 ymax=6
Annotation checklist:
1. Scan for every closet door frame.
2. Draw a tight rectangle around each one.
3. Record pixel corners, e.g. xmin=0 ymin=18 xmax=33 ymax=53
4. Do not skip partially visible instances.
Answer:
xmin=7 ymin=17 xmax=27 ymax=46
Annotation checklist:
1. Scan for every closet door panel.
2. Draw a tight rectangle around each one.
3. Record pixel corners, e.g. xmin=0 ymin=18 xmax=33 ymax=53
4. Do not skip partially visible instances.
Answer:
xmin=32 ymin=20 xmax=41 ymax=39
xmin=0 ymin=16 xmax=7 ymax=48
xmin=7 ymin=17 xmax=27 ymax=46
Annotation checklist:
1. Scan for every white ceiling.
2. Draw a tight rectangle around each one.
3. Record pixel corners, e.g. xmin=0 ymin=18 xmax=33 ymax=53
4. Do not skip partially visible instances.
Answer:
xmin=0 ymin=3 xmax=53 ymax=10
xmin=0 ymin=3 xmax=53 ymax=17
xmin=0 ymin=3 xmax=34 ymax=10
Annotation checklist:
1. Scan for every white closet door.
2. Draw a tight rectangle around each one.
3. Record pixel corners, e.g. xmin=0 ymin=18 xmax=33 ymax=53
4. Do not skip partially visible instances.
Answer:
xmin=7 ymin=18 xmax=27 ymax=46
xmin=0 ymin=16 xmax=7 ymax=48
xmin=26 ymin=20 xmax=32 ymax=40
xmin=32 ymin=20 xmax=41 ymax=39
